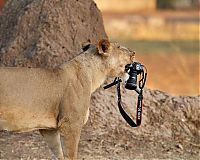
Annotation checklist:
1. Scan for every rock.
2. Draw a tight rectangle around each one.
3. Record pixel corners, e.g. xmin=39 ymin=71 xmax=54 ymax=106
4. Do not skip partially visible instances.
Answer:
xmin=176 ymin=144 xmax=183 ymax=150
xmin=0 ymin=0 xmax=107 ymax=68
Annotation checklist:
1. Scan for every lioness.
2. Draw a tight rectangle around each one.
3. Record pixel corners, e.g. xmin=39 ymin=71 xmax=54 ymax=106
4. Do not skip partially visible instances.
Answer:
xmin=0 ymin=39 xmax=135 ymax=160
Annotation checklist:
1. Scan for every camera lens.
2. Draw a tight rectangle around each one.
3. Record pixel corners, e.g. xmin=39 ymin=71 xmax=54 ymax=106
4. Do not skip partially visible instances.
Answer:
xmin=125 ymin=71 xmax=137 ymax=90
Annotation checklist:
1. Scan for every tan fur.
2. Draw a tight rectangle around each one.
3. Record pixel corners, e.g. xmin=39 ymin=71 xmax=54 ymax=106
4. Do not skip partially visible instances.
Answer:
xmin=0 ymin=40 xmax=134 ymax=160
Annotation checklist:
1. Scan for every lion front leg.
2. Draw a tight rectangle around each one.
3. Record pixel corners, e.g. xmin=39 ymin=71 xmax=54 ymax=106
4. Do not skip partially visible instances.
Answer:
xmin=58 ymin=88 xmax=91 ymax=159
xmin=59 ymin=118 xmax=82 ymax=160
xmin=39 ymin=129 xmax=64 ymax=160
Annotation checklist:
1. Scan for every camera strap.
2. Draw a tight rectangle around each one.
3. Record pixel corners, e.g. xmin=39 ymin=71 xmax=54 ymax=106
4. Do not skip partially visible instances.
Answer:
xmin=116 ymin=78 xmax=143 ymax=127
xmin=104 ymin=77 xmax=144 ymax=127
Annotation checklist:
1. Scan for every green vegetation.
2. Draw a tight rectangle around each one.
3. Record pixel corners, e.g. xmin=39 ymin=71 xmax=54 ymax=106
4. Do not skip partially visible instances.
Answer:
xmin=157 ymin=0 xmax=197 ymax=9
xmin=157 ymin=0 xmax=179 ymax=9
xmin=112 ymin=39 xmax=199 ymax=54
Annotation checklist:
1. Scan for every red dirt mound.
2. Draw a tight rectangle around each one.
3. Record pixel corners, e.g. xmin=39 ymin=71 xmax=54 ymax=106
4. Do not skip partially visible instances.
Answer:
xmin=0 ymin=0 xmax=107 ymax=68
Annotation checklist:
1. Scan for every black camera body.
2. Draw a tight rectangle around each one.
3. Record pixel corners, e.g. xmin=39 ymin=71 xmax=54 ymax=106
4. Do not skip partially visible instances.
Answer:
xmin=125 ymin=62 xmax=144 ymax=90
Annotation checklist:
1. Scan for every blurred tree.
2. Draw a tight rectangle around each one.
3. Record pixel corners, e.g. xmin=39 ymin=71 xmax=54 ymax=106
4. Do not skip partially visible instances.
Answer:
xmin=157 ymin=0 xmax=199 ymax=9
xmin=157 ymin=0 xmax=176 ymax=9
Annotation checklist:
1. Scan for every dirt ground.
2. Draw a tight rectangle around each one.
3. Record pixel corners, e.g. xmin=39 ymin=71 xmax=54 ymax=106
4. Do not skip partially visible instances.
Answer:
xmin=0 ymin=130 xmax=198 ymax=160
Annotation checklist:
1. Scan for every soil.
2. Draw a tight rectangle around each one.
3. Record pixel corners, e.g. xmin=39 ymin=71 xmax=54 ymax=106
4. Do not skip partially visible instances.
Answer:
xmin=0 ymin=0 xmax=199 ymax=159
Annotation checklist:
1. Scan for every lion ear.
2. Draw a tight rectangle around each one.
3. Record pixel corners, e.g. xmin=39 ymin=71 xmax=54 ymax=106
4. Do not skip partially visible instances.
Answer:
xmin=97 ymin=39 xmax=110 ymax=56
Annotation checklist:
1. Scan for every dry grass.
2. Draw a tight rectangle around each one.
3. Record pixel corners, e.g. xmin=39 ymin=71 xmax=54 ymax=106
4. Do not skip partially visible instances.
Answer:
xmin=137 ymin=53 xmax=199 ymax=96
xmin=103 ymin=17 xmax=199 ymax=41
xmin=94 ymin=0 xmax=156 ymax=13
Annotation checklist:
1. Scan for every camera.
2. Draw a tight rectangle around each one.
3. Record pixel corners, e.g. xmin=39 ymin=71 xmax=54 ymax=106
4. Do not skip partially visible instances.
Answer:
xmin=103 ymin=61 xmax=147 ymax=127
xmin=124 ymin=62 xmax=144 ymax=90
